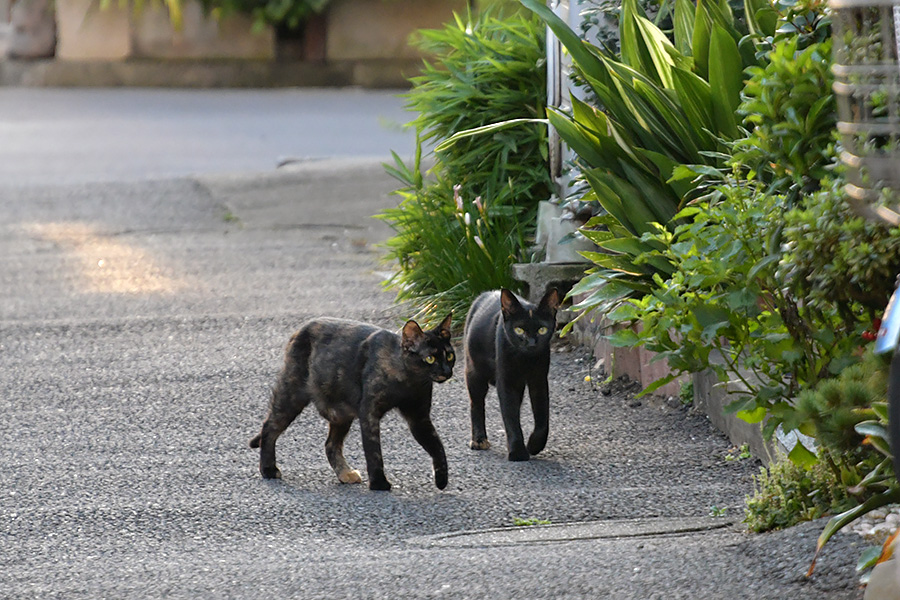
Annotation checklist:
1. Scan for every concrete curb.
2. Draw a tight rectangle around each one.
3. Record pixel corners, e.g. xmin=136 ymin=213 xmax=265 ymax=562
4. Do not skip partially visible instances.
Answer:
xmin=0 ymin=58 xmax=418 ymax=88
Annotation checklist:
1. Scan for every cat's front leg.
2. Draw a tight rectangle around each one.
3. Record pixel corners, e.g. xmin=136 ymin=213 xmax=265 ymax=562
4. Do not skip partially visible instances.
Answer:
xmin=526 ymin=374 xmax=550 ymax=456
xmin=325 ymin=420 xmax=362 ymax=484
xmin=402 ymin=407 xmax=448 ymax=490
xmin=359 ymin=411 xmax=391 ymax=491
xmin=497 ymin=377 xmax=529 ymax=461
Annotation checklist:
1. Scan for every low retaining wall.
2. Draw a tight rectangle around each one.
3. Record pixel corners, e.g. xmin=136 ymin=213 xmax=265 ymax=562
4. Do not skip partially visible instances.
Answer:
xmin=570 ymin=314 xmax=690 ymax=399
xmin=568 ymin=296 xmax=779 ymax=465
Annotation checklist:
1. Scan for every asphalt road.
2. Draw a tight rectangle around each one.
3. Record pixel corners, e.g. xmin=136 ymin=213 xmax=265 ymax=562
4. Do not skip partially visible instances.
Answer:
xmin=0 ymin=89 xmax=865 ymax=599
xmin=0 ymin=87 xmax=415 ymax=186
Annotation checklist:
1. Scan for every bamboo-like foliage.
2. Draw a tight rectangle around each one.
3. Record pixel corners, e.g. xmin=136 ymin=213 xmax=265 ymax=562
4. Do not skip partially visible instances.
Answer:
xmin=377 ymin=11 xmax=550 ymax=324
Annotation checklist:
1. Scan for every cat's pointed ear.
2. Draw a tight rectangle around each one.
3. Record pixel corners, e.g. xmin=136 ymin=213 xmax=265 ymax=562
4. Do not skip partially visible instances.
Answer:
xmin=539 ymin=288 xmax=561 ymax=314
xmin=401 ymin=320 xmax=426 ymax=351
xmin=500 ymin=289 xmax=522 ymax=319
xmin=436 ymin=312 xmax=453 ymax=340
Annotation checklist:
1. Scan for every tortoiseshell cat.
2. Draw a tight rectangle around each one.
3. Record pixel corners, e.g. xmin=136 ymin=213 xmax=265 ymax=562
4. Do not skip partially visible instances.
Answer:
xmin=249 ymin=315 xmax=455 ymax=491
xmin=464 ymin=288 xmax=560 ymax=461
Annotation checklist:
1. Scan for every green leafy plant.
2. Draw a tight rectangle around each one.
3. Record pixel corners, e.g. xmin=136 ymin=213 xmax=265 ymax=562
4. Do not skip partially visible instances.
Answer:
xmin=379 ymin=151 xmax=529 ymax=322
xmin=406 ymin=10 xmax=550 ymax=208
xmin=378 ymin=10 xmax=549 ymax=322
xmin=679 ymin=380 xmax=694 ymax=406
xmin=724 ymin=443 xmax=752 ymax=461
xmin=738 ymin=349 xmax=898 ymax=573
xmin=604 ymin=179 xmax=870 ymax=417
xmin=780 ymin=183 xmax=900 ymax=323
xmin=588 ymin=28 xmax=885 ymax=430
xmin=767 ymin=0 xmax=831 ymax=49
xmin=744 ymin=453 xmax=855 ymax=533
xmin=800 ymin=351 xmax=900 ymax=574
xmin=522 ymin=0 xmax=766 ymax=327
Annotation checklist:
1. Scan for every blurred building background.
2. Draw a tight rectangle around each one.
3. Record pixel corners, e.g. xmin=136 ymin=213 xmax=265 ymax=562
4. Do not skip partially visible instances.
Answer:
xmin=0 ymin=0 xmax=516 ymax=87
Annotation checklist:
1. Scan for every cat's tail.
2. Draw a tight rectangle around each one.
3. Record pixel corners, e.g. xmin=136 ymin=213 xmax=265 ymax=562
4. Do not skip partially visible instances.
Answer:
xmin=249 ymin=434 xmax=261 ymax=448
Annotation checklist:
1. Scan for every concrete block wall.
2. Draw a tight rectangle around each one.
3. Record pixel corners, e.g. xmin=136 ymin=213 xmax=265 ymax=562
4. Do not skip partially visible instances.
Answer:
xmin=9 ymin=0 xmax=470 ymax=87
xmin=693 ymin=367 xmax=777 ymax=465
xmin=132 ymin=2 xmax=276 ymax=60
xmin=56 ymin=0 xmax=273 ymax=61
xmin=326 ymin=0 xmax=463 ymax=61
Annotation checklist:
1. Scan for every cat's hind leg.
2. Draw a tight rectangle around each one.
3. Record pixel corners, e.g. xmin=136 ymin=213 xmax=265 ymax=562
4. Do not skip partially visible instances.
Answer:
xmin=325 ymin=420 xmax=362 ymax=484
xmin=466 ymin=370 xmax=491 ymax=450
xmin=251 ymin=372 xmax=310 ymax=480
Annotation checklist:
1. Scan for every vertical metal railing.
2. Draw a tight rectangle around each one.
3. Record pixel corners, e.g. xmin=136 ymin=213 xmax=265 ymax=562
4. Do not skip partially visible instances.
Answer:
xmin=831 ymin=0 xmax=900 ymax=222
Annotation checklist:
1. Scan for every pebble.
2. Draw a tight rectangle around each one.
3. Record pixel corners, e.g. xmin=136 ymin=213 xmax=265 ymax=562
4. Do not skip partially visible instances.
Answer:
xmin=847 ymin=504 xmax=900 ymax=544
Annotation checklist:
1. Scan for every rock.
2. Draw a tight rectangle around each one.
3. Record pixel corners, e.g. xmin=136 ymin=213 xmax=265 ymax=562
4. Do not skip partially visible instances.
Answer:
xmin=864 ymin=559 xmax=900 ymax=600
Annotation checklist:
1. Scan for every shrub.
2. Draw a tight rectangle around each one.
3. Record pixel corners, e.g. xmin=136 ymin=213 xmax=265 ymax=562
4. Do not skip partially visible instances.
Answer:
xmin=776 ymin=350 xmax=899 ymax=573
xmin=199 ymin=0 xmax=331 ymax=30
xmin=404 ymin=10 xmax=550 ymax=209
xmin=731 ymin=38 xmax=835 ymax=201
xmin=603 ymin=181 xmax=860 ymax=414
xmin=780 ymin=182 xmax=900 ymax=323
xmin=378 ymin=10 xmax=549 ymax=322
xmin=792 ymin=351 xmax=890 ymax=462
xmin=379 ymin=157 xmax=529 ymax=322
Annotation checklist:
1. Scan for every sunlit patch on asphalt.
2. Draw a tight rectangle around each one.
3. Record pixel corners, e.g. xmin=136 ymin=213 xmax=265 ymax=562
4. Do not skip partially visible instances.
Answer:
xmin=27 ymin=222 xmax=185 ymax=295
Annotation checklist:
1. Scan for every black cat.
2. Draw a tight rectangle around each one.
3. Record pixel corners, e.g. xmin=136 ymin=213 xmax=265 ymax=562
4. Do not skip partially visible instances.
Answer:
xmin=249 ymin=315 xmax=454 ymax=491
xmin=464 ymin=288 xmax=560 ymax=461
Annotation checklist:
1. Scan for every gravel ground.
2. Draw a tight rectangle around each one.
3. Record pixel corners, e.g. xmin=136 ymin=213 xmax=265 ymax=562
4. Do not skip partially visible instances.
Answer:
xmin=0 ymin=171 xmax=866 ymax=599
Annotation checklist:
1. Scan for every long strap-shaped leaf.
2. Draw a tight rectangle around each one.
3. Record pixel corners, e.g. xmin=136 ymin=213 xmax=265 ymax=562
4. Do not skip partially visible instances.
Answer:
xmin=708 ymin=24 xmax=743 ymax=139
xmin=602 ymin=58 xmax=702 ymax=163
xmin=620 ymin=0 xmax=664 ymax=85
xmin=674 ymin=0 xmax=696 ymax=56
xmin=807 ymin=487 xmax=900 ymax=577
xmin=520 ymin=0 xmax=613 ymax=90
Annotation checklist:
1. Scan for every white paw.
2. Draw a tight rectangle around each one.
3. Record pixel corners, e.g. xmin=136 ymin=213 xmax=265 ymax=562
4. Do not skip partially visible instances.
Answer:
xmin=339 ymin=469 xmax=362 ymax=484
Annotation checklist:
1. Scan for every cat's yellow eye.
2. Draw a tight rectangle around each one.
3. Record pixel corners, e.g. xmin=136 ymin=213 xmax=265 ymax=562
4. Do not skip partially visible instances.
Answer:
xmin=538 ymin=327 xmax=548 ymax=335
xmin=424 ymin=355 xmax=436 ymax=364
xmin=447 ymin=352 xmax=455 ymax=361
xmin=514 ymin=327 xmax=525 ymax=336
